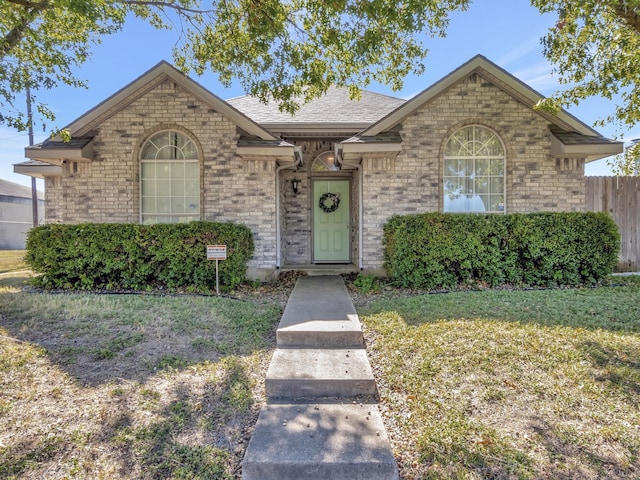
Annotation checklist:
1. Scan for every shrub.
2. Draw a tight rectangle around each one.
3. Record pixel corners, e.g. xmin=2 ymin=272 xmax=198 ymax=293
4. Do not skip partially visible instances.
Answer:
xmin=25 ymin=221 xmax=254 ymax=292
xmin=383 ymin=212 xmax=620 ymax=290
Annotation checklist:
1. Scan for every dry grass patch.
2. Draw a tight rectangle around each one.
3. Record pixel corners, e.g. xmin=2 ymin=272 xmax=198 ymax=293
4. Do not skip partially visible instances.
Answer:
xmin=0 ymin=290 xmax=282 ymax=479
xmin=361 ymin=282 xmax=640 ymax=479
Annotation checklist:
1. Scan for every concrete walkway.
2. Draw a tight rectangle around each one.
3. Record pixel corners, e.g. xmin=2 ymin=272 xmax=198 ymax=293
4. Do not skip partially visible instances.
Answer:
xmin=242 ymin=276 xmax=398 ymax=480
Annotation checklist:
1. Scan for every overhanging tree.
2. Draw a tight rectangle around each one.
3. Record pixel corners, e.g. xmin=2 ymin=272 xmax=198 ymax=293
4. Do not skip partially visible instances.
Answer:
xmin=2 ymin=0 xmax=640 ymax=175
xmin=0 ymin=0 xmax=470 ymax=133
xmin=533 ymin=0 xmax=640 ymax=174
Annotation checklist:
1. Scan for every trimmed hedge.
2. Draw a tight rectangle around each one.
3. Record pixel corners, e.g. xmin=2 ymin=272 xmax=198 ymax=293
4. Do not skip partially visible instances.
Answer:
xmin=25 ymin=221 xmax=254 ymax=292
xmin=383 ymin=212 xmax=620 ymax=289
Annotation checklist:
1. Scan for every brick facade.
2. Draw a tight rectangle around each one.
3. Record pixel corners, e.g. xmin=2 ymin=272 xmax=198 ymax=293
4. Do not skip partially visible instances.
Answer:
xmin=359 ymin=73 xmax=586 ymax=270
xmin=45 ymin=78 xmax=278 ymax=276
xmin=35 ymin=62 xmax=608 ymax=280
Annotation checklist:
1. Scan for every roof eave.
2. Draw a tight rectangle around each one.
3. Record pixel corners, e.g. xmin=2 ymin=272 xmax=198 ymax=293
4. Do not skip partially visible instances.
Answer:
xmin=551 ymin=136 xmax=624 ymax=162
xmin=341 ymin=142 xmax=402 ymax=154
xmin=14 ymin=162 xmax=63 ymax=178
xmin=263 ymin=122 xmax=372 ymax=136
xmin=25 ymin=140 xmax=94 ymax=163
xmin=236 ymin=144 xmax=301 ymax=165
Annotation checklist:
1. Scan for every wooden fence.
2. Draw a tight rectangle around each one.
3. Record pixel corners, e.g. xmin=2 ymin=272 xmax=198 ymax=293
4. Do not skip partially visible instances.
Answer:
xmin=586 ymin=176 xmax=639 ymax=272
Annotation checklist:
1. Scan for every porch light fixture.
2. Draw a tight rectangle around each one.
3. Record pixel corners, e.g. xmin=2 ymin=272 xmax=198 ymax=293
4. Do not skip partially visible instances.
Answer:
xmin=292 ymin=178 xmax=301 ymax=194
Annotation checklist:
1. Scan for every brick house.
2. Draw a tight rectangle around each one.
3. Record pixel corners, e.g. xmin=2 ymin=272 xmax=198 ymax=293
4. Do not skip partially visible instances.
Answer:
xmin=15 ymin=55 xmax=622 ymax=280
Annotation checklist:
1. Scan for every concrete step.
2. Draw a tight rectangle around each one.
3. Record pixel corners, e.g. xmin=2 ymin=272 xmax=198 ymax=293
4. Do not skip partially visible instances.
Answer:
xmin=277 ymin=318 xmax=364 ymax=348
xmin=266 ymin=348 xmax=376 ymax=398
xmin=276 ymin=276 xmax=364 ymax=348
xmin=242 ymin=403 xmax=399 ymax=480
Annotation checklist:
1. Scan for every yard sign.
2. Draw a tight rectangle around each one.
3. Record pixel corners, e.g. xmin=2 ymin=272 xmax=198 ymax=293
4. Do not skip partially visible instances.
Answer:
xmin=207 ymin=245 xmax=227 ymax=294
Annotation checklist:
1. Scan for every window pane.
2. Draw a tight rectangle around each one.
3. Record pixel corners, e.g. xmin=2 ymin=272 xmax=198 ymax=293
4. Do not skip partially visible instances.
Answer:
xmin=445 ymin=137 xmax=463 ymax=156
xmin=476 ymin=158 xmax=489 ymax=176
xmin=186 ymin=197 xmax=200 ymax=211
xmin=171 ymin=162 xmax=185 ymax=177
xmin=156 ymin=179 xmax=170 ymax=195
xmin=141 ymin=179 xmax=155 ymax=196
xmin=472 ymin=195 xmax=486 ymax=212
xmin=171 ymin=180 xmax=184 ymax=197
xmin=157 ymin=197 xmax=171 ymax=214
xmin=185 ymin=179 xmax=199 ymax=194
xmin=153 ymin=132 xmax=170 ymax=148
xmin=490 ymin=158 xmax=505 ymax=176
xmin=491 ymin=177 xmax=504 ymax=194
xmin=475 ymin=178 xmax=489 ymax=194
xmin=141 ymin=162 xmax=155 ymax=178
xmin=444 ymin=178 xmax=462 ymax=196
xmin=141 ymin=145 xmax=157 ymax=160
xmin=181 ymin=141 xmax=198 ymax=159
xmin=488 ymin=196 xmax=505 ymax=212
xmin=461 ymin=176 xmax=473 ymax=195
xmin=141 ymin=197 xmax=155 ymax=213
xmin=184 ymin=162 xmax=199 ymax=178
xmin=444 ymin=159 xmax=459 ymax=176
xmin=486 ymin=137 xmax=504 ymax=156
xmin=157 ymin=164 xmax=171 ymax=178
xmin=171 ymin=197 xmax=185 ymax=212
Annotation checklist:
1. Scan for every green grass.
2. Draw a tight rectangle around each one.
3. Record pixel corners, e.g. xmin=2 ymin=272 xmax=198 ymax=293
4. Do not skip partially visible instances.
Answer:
xmin=361 ymin=279 xmax=640 ymax=479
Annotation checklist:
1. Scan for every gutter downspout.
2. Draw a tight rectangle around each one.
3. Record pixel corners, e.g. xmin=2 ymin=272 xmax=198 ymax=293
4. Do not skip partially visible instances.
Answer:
xmin=275 ymin=164 xmax=293 ymax=269
xmin=356 ymin=162 xmax=363 ymax=270
xmin=336 ymin=143 xmax=364 ymax=271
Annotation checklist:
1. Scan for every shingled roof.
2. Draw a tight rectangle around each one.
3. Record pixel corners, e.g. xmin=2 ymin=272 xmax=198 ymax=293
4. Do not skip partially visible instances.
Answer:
xmin=227 ymin=87 xmax=405 ymax=134
xmin=0 ymin=178 xmax=43 ymax=200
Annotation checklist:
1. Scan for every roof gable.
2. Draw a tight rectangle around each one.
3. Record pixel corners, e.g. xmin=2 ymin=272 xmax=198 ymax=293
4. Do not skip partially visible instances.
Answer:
xmin=63 ymin=61 xmax=277 ymax=141
xmin=361 ymin=55 xmax=604 ymax=138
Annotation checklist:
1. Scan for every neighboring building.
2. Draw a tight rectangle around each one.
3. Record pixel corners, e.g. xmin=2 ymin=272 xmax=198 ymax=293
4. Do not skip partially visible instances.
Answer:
xmin=0 ymin=179 xmax=44 ymax=249
xmin=14 ymin=55 xmax=622 ymax=279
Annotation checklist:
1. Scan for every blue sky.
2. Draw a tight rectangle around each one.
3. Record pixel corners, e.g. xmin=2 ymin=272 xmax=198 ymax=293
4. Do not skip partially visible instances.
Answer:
xmin=2 ymin=0 xmax=637 ymax=189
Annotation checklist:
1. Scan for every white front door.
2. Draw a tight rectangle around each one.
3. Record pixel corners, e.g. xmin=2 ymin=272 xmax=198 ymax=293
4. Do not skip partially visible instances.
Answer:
xmin=313 ymin=179 xmax=350 ymax=262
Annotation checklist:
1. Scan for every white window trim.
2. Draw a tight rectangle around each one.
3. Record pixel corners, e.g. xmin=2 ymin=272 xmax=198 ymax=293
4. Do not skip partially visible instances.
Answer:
xmin=443 ymin=125 xmax=506 ymax=214
xmin=139 ymin=130 xmax=201 ymax=224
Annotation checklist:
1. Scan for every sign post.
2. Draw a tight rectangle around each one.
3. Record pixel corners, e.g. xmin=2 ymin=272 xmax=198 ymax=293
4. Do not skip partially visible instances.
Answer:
xmin=206 ymin=245 xmax=227 ymax=295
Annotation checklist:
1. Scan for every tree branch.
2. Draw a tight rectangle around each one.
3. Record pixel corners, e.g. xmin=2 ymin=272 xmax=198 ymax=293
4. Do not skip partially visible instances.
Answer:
xmin=1 ymin=1 xmax=51 ymax=57
xmin=613 ymin=2 xmax=640 ymax=34
xmin=121 ymin=0 xmax=216 ymax=15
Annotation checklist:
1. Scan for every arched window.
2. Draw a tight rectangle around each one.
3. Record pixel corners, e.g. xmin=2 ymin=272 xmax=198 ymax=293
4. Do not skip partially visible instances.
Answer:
xmin=140 ymin=130 xmax=200 ymax=224
xmin=443 ymin=125 xmax=505 ymax=213
xmin=312 ymin=151 xmax=340 ymax=171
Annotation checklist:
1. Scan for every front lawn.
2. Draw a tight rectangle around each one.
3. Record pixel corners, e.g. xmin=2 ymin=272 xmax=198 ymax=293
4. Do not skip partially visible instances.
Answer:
xmin=0 ymin=287 xmax=282 ymax=479
xmin=1 ymin=246 xmax=639 ymax=479
xmin=360 ymin=280 xmax=640 ymax=479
